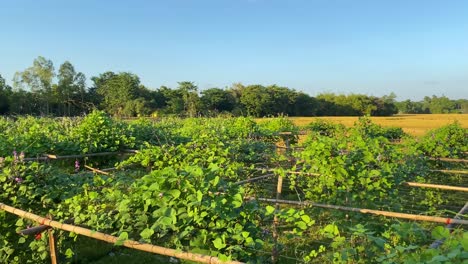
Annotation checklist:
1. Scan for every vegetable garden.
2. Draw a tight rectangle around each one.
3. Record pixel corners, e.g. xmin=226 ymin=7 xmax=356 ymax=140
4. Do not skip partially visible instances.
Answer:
xmin=0 ymin=111 xmax=467 ymax=263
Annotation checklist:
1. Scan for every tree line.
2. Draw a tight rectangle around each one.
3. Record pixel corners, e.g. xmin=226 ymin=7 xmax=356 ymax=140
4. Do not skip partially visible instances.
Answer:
xmin=0 ymin=56 xmax=466 ymax=117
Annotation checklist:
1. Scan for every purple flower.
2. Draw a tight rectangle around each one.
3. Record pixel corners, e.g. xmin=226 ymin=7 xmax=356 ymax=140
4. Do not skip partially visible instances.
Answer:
xmin=19 ymin=152 xmax=25 ymax=161
xmin=74 ymin=160 xmax=80 ymax=172
xmin=13 ymin=150 xmax=18 ymax=161
xmin=158 ymin=193 xmax=164 ymax=198
xmin=15 ymin=177 xmax=23 ymax=184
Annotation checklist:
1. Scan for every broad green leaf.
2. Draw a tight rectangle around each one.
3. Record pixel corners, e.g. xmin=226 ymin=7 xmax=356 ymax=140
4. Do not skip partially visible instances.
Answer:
xmin=232 ymin=193 xmax=243 ymax=208
xmin=266 ymin=205 xmax=275 ymax=215
xmin=140 ymin=228 xmax=154 ymax=239
xmin=301 ymin=214 xmax=311 ymax=224
xmin=213 ymin=237 xmax=226 ymax=250
xmin=115 ymin=232 xmax=128 ymax=246
xmin=432 ymin=226 xmax=450 ymax=240
xmin=296 ymin=221 xmax=307 ymax=230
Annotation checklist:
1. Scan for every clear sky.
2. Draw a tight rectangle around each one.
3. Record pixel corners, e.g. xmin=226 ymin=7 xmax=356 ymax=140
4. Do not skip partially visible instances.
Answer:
xmin=1 ymin=0 xmax=467 ymax=100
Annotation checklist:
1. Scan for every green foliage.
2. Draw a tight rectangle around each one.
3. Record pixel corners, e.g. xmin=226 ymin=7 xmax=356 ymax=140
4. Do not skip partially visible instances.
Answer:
xmin=418 ymin=122 xmax=468 ymax=158
xmin=71 ymin=110 xmax=135 ymax=153
xmin=0 ymin=114 xmax=466 ymax=263
xmin=307 ymin=119 xmax=345 ymax=137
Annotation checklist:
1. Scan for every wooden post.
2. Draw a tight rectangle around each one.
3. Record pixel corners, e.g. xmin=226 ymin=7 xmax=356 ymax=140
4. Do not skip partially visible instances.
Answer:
xmin=272 ymin=174 xmax=283 ymax=263
xmin=48 ymin=229 xmax=57 ymax=264
xmin=47 ymin=214 xmax=57 ymax=264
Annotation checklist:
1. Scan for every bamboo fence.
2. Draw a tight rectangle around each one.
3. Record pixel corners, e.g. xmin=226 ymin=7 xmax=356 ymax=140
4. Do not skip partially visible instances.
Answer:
xmin=0 ymin=203 xmax=244 ymax=264
xmin=250 ymin=198 xmax=468 ymax=225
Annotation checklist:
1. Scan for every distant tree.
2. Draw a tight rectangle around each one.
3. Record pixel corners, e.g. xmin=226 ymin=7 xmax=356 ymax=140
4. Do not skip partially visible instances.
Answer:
xmin=228 ymin=82 xmax=246 ymax=116
xmin=92 ymin=72 xmax=149 ymax=116
xmin=371 ymin=93 xmax=398 ymax=116
xmin=177 ymin=81 xmax=200 ymax=117
xmin=240 ymin=85 xmax=272 ymax=117
xmin=395 ymin=99 xmax=424 ymax=114
xmin=425 ymin=95 xmax=455 ymax=113
xmin=292 ymin=92 xmax=317 ymax=116
xmin=201 ymin=88 xmax=235 ymax=114
xmin=266 ymin=85 xmax=295 ymax=115
xmin=54 ymin=61 xmax=87 ymax=115
xmin=13 ymin=56 xmax=55 ymax=115
xmin=0 ymin=74 xmax=11 ymax=114
xmin=454 ymin=99 xmax=468 ymax=114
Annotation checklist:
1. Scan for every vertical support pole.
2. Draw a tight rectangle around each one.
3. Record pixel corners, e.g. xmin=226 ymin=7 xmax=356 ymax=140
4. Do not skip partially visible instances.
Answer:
xmin=47 ymin=214 xmax=57 ymax=264
xmin=284 ymin=137 xmax=290 ymax=153
xmin=272 ymin=174 xmax=283 ymax=263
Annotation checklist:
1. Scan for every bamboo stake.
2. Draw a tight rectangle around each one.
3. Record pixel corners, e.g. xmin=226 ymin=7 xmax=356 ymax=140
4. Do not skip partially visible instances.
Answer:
xmin=234 ymin=174 xmax=275 ymax=185
xmin=428 ymin=157 xmax=468 ymax=163
xmin=431 ymin=202 xmax=468 ymax=248
xmin=43 ymin=152 xmax=120 ymax=160
xmin=0 ymin=203 xmax=244 ymax=264
xmin=430 ymin=169 xmax=468 ymax=175
xmin=404 ymin=182 xmax=468 ymax=192
xmin=249 ymin=198 xmax=468 ymax=225
xmin=47 ymin=213 xmax=57 ymax=264
xmin=18 ymin=225 xmax=49 ymax=236
xmin=272 ymin=174 xmax=283 ymax=264
xmin=23 ymin=157 xmax=49 ymax=162
xmin=254 ymin=168 xmax=320 ymax=176
xmin=84 ymin=165 xmax=110 ymax=175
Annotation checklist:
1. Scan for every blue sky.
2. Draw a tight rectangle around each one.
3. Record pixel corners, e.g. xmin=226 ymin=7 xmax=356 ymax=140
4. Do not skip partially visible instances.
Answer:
xmin=1 ymin=0 xmax=467 ymax=100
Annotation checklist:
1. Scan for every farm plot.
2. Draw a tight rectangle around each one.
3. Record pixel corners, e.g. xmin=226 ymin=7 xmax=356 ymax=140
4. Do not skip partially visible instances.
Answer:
xmin=0 ymin=112 xmax=467 ymax=263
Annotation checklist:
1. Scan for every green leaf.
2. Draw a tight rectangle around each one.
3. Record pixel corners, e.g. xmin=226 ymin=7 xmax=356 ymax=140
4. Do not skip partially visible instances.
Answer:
xmin=196 ymin=190 xmax=203 ymax=202
xmin=15 ymin=218 xmax=24 ymax=226
xmin=140 ymin=228 xmax=154 ymax=240
xmin=115 ymin=232 xmax=128 ymax=246
xmin=18 ymin=237 xmax=26 ymax=244
xmin=265 ymin=205 xmax=275 ymax=215
xmin=432 ymin=226 xmax=450 ymax=240
xmin=232 ymin=193 xmax=243 ymax=208
xmin=65 ymin=248 xmax=74 ymax=258
xmin=296 ymin=221 xmax=307 ymax=230
xmin=167 ymin=189 xmax=181 ymax=199
xmin=301 ymin=214 xmax=312 ymax=224
xmin=213 ymin=237 xmax=226 ymax=250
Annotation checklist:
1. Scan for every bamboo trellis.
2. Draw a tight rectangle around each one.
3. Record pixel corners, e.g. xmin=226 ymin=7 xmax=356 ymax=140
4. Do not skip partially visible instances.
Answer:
xmin=0 ymin=203 xmax=244 ymax=264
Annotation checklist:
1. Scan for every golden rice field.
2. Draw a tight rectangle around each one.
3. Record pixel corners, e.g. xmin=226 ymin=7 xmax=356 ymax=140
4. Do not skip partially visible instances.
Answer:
xmin=261 ymin=114 xmax=468 ymax=137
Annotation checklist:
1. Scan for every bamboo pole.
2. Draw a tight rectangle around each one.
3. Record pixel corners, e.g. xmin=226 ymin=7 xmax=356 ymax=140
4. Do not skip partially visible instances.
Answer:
xmin=428 ymin=157 xmax=468 ymax=163
xmin=43 ymin=152 xmax=120 ymax=160
xmin=430 ymin=169 xmax=468 ymax=175
xmin=250 ymin=198 xmax=468 ymax=225
xmin=234 ymin=174 xmax=275 ymax=185
xmin=403 ymin=182 xmax=468 ymax=192
xmin=48 ymin=225 xmax=57 ymax=264
xmin=23 ymin=157 xmax=49 ymax=162
xmin=0 ymin=203 xmax=244 ymax=264
xmin=272 ymin=174 xmax=283 ymax=264
xmin=84 ymin=165 xmax=110 ymax=175
xmin=254 ymin=168 xmax=320 ymax=176
xmin=18 ymin=225 xmax=50 ymax=236
xmin=431 ymin=202 xmax=468 ymax=248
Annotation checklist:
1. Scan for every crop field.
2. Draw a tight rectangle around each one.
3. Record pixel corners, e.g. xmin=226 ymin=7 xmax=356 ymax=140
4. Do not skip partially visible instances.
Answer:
xmin=0 ymin=112 xmax=467 ymax=264
xmin=283 ymin=114 xmax=468 ymax=137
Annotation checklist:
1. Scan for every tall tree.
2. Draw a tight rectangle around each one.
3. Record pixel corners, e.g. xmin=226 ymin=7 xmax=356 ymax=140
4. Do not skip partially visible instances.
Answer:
xmin=240 ymin=85 xmax=272 ymax=117
xmin=177 ymin=81 xmax=200 ymax=117
xmin=92 ymin=72 xmax=152 ymax=116
xmin=0 ymin=74 xmax=11 ymax=114
xmin=200 ymin=88 xmax=235 ymax=114
xmin=13 ymin=56 xmax=55 ymax=114
xmin=55 ymin=61 xmax=87 ymax=115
